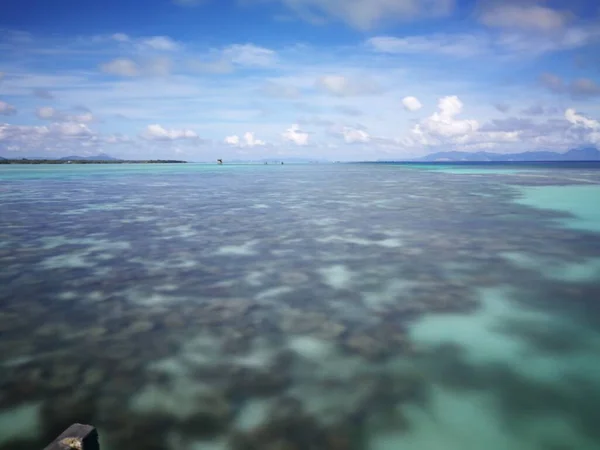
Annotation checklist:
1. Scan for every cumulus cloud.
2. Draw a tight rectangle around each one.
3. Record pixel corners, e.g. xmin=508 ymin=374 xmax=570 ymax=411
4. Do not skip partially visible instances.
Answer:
xmin=316 ymin=75 xmax=381 ymax=97
xmin=403 ymin=98 xmax=600 ymax=152
xmin=223 ymin=44 xmax=276 ymax=67
xmin=100 ymin=58 xmax=140 ymax=77
xmin=140 ymin=124 xmax=199 ymax=140
xmin=224 ymin=135 xmax=240 ymax=145
xmin=224 ymin=132 xmax=266 ymax=147
xmin=564 ymin=109 xmax=600 ymax=145
xmin=0 ymin=120 xmax=131 ymax=156
xmin=565 ymin=109 xmax=600 ymax=130
xmin=415 ymin=96 xmax=479 ymax=138
xmin=402 ymin=96 xmax=423 ymax=112
xmin=282 ymin=124 xmax=309 ymax=145
xmin=264 ymin=0 xmax=454 ymax=30
xmin=404 ymin=95 xmax=527 ymax=151
xmin=0 ymin=100 xmax=17 ymax=116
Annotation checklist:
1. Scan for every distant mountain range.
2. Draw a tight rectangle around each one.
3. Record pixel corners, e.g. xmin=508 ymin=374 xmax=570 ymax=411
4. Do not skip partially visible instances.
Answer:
xmin=3 ymin=148 xmax=600 ymax=163
xmin=413 ymin=147 xmax=600 ymax=162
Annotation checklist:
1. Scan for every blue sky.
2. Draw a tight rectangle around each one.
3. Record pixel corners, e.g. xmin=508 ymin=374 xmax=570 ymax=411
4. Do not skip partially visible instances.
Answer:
xmin=1 ymin=0 xmax=600 ymax=161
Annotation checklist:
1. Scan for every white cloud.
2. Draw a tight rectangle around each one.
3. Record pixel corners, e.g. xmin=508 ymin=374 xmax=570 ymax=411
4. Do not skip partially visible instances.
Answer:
xmin=0 ymin=100 xmax=17 ymax=116
xmin=282 ymin=124 xmax=309 ymax=145
xmin=565 ymin=109 xmax=600 ymax=130
xmin=316 ymin=75 xmax=381 ymax=97
xmin=223 ymin=44 xmax=276 ymax=67
xmin=341 ymin=127 xmax=370 ymax=144
xmin=50 ymin=122 xmax=93 ymax=137
xmin=414 ymin=96 xmax=479 ymax=139
xmin=104 ymin=134 xmax=131 ymax=144
xmin=0 ymin=119 xmax=137 ymax=156
xmin=139 ymin=36 xmax=180 ymax=52
xmin=402 ymin=96 xmax=422 ymax=112
xmin=479 ymin=3 xmax=568 ymax=31
xmin=224 ymin=135 xmax=240 ymax=145
xmin=36 ymin=106 xmax=58 ymax=120
xmin=141 ymin=124 xmax=199 ymax=140
xmin=266 ymin=0 xmax=454 ymax=30
xmin=224 ymin=131 xmax=266 ymax=147
xmin=100 ymin=58 xmax=140 ymax=77
xmin=367 ymin=34 xmax=485 ymax=57
xmin=98 ymin=56 xmax=173 ymax=77
xmin=36 ymin=106 xmax=95 ymax=123
xmin=367 ymin=24 xmax=600 ymax=59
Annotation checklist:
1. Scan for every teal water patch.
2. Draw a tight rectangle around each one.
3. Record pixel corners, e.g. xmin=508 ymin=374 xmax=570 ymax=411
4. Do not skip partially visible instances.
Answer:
xmin=515 ymin=185 xmax=600 ymax=233
xmin=415 ymin=167 xmax=531 ymax=175
xmin=501 ymin=252 xmax=600 ymax=283
xmin=403 ymin=287 xmax=600 ymax=449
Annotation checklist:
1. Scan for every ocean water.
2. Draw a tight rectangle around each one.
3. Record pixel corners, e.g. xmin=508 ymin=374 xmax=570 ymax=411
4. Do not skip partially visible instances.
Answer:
xmin=1 ymin=162 xmax=600 ymax=450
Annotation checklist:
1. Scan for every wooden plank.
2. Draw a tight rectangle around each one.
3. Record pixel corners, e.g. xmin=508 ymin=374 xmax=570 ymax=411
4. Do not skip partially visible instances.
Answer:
xmin=43 ymin=424 xmax=99 ymax=450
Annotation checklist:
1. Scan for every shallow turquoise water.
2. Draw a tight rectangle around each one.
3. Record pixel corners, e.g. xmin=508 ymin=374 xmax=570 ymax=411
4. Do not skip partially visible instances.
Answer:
xmin=515 ymin=185 xmax=600 ymax=233
xmin=1 ymin=162 xmax=600 ymax=450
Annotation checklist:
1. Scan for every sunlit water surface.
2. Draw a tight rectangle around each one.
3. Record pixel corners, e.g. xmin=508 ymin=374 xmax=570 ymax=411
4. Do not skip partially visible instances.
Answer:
xmin=1 ymin=162 xmax=600 ymax=450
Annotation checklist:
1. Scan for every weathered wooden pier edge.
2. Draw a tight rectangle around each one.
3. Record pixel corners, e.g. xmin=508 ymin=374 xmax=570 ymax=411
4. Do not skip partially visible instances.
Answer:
xmin=43 ymin=424 xmax=99 ymax=450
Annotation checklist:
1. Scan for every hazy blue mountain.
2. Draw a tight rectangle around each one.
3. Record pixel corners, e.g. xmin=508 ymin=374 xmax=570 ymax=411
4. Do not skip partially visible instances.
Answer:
xmin=415 ymin=147 xmax=600 ymax=162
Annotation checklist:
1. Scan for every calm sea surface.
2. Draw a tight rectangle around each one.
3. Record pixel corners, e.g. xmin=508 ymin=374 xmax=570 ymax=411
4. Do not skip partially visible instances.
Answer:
xmin=2 ymin=162 xmax=600 ymax=450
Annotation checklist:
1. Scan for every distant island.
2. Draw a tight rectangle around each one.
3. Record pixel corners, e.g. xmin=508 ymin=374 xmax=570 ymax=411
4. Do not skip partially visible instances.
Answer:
xmin=0 ymin=154 xmax=187 ymax=164
xmin=409 ymin=147 xmax=600 ymax=162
